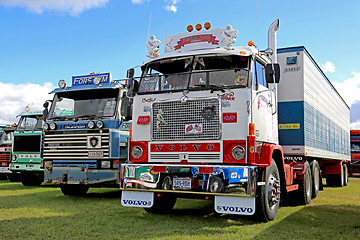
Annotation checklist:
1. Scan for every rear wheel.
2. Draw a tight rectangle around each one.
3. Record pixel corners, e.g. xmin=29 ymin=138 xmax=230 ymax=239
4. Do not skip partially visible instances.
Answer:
xmin=343 ymin=164 xmax=348 ymax=186
xmin=298 ymin=161 xmax=312 ymax=205
xmin=310 ymin=160 xmax=321 ymax=198
xmin=255 ymin=159 xmax=281 ymax=222
xmin=60 ymin=184 xmax=89 ymax=196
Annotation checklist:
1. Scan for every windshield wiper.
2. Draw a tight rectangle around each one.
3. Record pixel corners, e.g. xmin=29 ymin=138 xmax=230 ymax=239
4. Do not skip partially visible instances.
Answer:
xmin=209 ymin=85 xmax=225 ymax=93
xmin=49 ymin=116 xmax=69 ymax=121
xmin=75 ymin=114 xmax=98 ymax=120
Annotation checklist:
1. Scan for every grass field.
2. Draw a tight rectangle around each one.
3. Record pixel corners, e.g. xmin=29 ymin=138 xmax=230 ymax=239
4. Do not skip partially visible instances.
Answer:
xmin=0 ymin=178 xmax=359 ymax=240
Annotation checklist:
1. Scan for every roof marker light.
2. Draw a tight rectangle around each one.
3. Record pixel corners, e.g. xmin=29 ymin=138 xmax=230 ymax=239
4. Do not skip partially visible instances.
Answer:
xmin=204 ymin=22 xmax=211 ymax=30
xmin=196 ymin=24 xmax=202 ymax=31
xmin=248 ymin=41 xmax=254 ymax=47
xmin=187 ymin=25 xmax=193 ymax=32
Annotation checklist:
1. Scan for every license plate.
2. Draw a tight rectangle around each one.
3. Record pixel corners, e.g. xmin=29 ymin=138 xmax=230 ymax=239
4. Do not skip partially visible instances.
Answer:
xmin=88 ymin=151 xmax=104 ymax=158
xmin=173 ymin=178 xmax=191 ymax=190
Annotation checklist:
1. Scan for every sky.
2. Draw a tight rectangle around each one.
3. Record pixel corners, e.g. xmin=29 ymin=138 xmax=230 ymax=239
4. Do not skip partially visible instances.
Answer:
xmin=1 ymin=0 xmax=360 ymax=127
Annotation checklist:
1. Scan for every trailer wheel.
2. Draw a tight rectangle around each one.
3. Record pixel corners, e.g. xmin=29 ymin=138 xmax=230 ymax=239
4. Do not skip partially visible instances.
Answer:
xmin=255 ymin=159 xmax=280 ymax=222
xmin=60 ymin=185 xmax=89 ymax=196
xmin=209 ymin=175 xmax=225 ymax=193
xmin=343 ymin=164 xmax=348 ymax=186
xmin=298 ymin=161 xmax=312 ymax=205
xmin=144 ymin=193 xmax=177 ymax=214
xmin=310 ymin=160 xmax=321 ymax=198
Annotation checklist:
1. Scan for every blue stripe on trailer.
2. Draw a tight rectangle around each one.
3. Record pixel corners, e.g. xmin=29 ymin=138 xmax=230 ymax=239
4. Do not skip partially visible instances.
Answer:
xmin=279 ymin=101 xmax=350 ymax=156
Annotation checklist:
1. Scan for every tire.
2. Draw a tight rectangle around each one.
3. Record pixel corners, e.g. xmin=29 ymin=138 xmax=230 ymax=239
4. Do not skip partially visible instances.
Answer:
xmin=343 ymin=164 xmax=348 ymax=187
xmin=310 ymin=160 xmax=321 ymax=199
xmin=144 ymin=193 xmax=177 ymax=214
xmin=60 ymin=184 xmax=89 ymax=196
xmin=21 ymin=173 xmax=43 ymax=186
xmin=298 ymin=161 xmax=312 ymax=205
xmin=209 ymin=175 xmax=225 ymax=193
xmin=335 ymin=164 xmax=344 ymax=187
xmin=7 ymin=173 xmax=21 ymax=182
xmin=255 ymin=159 xmax=281 ymax=222
xmin=162 ymin=176 xmax=173 ymax=190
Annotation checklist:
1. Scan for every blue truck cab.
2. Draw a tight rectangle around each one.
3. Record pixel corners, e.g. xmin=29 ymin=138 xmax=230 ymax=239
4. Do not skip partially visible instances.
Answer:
xmin=43 ymin=73 xmax=131 ymax=195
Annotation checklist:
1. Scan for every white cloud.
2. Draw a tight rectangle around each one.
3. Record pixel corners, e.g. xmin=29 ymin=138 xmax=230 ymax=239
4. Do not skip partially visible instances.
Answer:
xmin=0 ymin=0 xmax=109 ymax=16
xmin=332 ymin=72 xmax=360 ymax=107
xmin=350 ymin=120 xmax=360 ymax=129
xmin=131 ymin=0 xmax=149 ymax=4
xmin=322 ymin=61 xmax=336 ymax=73
xmin=0 ymin=82 xmax=54 ymax=125
xmin=165 ymin=0 xmax=179 ymax=13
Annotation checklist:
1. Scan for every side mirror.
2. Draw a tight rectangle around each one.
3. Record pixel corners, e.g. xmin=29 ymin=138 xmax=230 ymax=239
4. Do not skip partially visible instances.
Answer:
xmin=121 ymin=92 xmax=132 ymax=121
xmin=265 ymin=63 xmax=280 ymax=83
xmin=127 ymin=68 xmax=135 ymax=79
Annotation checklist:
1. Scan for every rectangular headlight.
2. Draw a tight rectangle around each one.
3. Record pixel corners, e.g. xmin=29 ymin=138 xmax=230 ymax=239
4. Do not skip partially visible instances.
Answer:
xmin=101 ymin=161 xmax=111 ymax=168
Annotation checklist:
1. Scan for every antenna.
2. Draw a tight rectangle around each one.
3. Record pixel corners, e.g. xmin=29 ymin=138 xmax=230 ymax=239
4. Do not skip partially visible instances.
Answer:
xmin=143 ymin=11 xmax=153 ymax=63
xmin=256 ymin=0 xmax=259 ymax=46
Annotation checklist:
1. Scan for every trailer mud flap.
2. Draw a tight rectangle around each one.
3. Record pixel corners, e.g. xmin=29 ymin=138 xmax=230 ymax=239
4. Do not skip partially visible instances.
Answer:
xmin=121 ymin=191 xmax=154 ymax=208
xmin=214 ymin=196 xmax=255 ymax=215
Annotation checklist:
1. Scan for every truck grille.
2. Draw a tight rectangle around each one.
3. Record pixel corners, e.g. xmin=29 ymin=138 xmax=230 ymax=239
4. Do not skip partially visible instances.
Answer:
xmin=0 ymin=151 xmax=10 ymax=163
xmin=44 ymin=130 xmax=109 ymax=160
xmin=152 ymin=98 xmax=221 ymax=140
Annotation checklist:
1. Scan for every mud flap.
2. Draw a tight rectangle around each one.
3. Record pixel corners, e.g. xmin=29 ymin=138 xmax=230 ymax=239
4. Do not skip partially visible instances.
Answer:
xmin=214 ymin=196 xmax=255 ymax=215
xmin=121 ymin=191 xmax=154 ymax=208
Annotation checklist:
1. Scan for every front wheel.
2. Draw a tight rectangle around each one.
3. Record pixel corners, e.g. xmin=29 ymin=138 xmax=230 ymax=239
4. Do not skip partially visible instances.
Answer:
xmin=60 ymin=184 xmax=89 ymax=196
xmin=255 ymin=159 xmax=281 ymax=222
xmin=144 ymin=193 xmax=177 ymax=214
xmin=21 ymin=172 xmax=43 ymax=186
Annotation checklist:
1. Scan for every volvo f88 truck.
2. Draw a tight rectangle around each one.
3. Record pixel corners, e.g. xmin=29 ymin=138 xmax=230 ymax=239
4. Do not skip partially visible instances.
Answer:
xmin=120 ymin=20 xmax=350 ymax=221
xmin=9 ymin=111 xmax=44 ymax=186
xmin=43 ymin=73 xmax=131 ymax=196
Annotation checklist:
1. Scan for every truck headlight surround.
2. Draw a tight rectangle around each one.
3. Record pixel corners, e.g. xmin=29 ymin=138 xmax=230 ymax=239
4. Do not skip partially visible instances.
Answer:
xmin=101 ymin=160 xmax=111 ymax=168
xmin=93 ymin=76 xmax=101 ymax=85
xmin=43 ymin=123 xmax=49 ymax=131
xmin=58 ymin=79 xmax=66 ymax=89
xmin=96 ymin=120 xmax=104 ymax=129
xmin=132 ymin=146 xmax=143 ymax=159
xmin=88 ymin=121 xmax=95 ymax=129
xmin=232 ymin=145 xmax=246 ymax=160
xmin=50 ymin=122 xmax=57 ymax=130
xmin=11 ymin=155 xmax=17 ymax=162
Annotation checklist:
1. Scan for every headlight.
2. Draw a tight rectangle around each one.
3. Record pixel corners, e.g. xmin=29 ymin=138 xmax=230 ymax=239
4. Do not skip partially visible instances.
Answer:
xmin=87 ymin=121 xmax=95 ymax=129
xmin=96 ymin=120 xmax=104 ymax=129
xmin=58 ymin=79 xmax=66 ymax=89
xmin=101 ymin=161 xmax=111 ymax=168
xmin=50 ymin=122 xmax=57 ymax=130
xmin=232 ymin=146 xmax=246 ymax=160
xmin=132 ymin=146 xmax=143 ymax=159
xmin=93 ymin=76 xmax=101 ymax=85
xmin=43 ymin=123 xmax=49 ymax=131
xmin=12 ymin=155 xmax=17 ymax=162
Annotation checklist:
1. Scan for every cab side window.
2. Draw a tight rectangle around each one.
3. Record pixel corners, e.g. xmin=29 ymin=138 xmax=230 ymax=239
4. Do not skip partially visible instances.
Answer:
xmin=252 ymin=60 xmax=266 ymax=88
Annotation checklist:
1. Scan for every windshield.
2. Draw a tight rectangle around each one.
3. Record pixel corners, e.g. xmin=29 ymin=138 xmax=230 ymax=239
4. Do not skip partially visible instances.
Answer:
xmin=16 ymin=116 xmax=43 ymax=132
xmin=351 ymin=142 xmax=360 ymax=153
xmin=138 ymin=55 xmax=250 ymax=93
xmin=0 ymin=131 xmax=12 ymax=145
xmin=48 ymin=89 xmax=119 ymax=120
